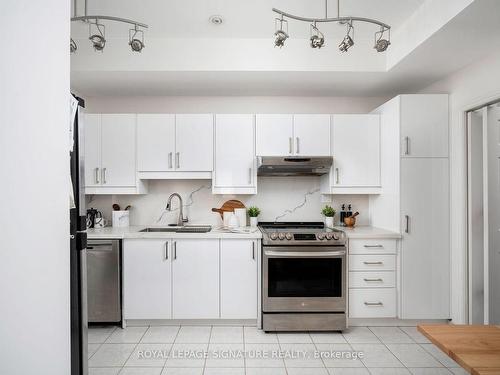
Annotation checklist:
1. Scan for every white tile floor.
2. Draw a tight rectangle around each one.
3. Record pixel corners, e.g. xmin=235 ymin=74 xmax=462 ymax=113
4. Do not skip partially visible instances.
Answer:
xmin=88 ymin=325 xmax=468 ymax=375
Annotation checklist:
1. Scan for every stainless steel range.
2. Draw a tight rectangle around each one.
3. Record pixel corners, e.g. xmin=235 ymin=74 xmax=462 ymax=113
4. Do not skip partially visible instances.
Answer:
xmin=260 ymin=222 xmax=347 ymax=332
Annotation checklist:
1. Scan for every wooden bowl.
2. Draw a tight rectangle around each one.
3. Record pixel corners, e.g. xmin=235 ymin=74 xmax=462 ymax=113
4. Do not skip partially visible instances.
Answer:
xmin=344 ymin=216 xmax=356 ymax=227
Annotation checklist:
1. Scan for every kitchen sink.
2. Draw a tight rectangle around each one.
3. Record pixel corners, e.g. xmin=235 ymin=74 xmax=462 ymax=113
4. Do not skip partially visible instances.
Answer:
xmin=139 ymin=225 xmax=212 ymax=233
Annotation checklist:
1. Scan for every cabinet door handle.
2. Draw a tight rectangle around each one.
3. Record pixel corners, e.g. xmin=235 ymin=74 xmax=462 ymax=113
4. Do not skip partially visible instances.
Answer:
xmin=296 ymin=137 xmax=300 ymax=154
xmin=175 ymin=152 xmax=180 ymax=169
xmin=363 ymin=261 xmax=383 ymax=265
xmin=404 ymin=136 xmax=410 ymax=155
xmin=335 ymin=168 xmax=340 ymax=184
xmin=173 ymin=241 xmax=177 ymax=259
xmin=94 ymin=167 xmax=100 ymax=184
xmin=364 ymin=301 xmax=384 ymax=306
xmin=252 ymin=242 xmax=255 ymax=260
xmin=364 ymin=245 xmax=384 ymax=248
xmin=289 ymin=137 xmax=293 ymax=154
xmin=364 ymin=278 xmax=383 ymax=282
xmin=405 ymin=215 xmax=410 ymax=234
xmin=102 ymin=168 xmax=107 ymax=184
xmin=164 ymin=242 xmax=169 ymax=260
xmin=168 ymin=152 xmax=173 ymax=169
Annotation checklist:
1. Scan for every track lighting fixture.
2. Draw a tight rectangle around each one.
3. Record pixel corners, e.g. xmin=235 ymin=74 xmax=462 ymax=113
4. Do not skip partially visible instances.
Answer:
xmin=339 ymin=22 xmax=354 ymax=53
xmin=310 ymin=23 xmax=325 ymax=49
xmin=89 ymin=21 xmax=106 ymax=52
xmin=272 ymin=0 xmax=391 ymax=53
xmin=274 ymin=16 xmax=289 ymax=48
xmin=374 ymin=27 xmax=391 ymax=52
xmin=70 ymin=38 xmax=77 ymax=54
xmin=129 ymin=26 xmax=145 ymax=52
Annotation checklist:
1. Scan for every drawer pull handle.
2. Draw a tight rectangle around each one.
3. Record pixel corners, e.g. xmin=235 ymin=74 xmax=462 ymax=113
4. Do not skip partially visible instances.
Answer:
xmin=363 ymin=261 xmax=383 ymax=265
xmin=364 ymin=245 xmax=383 ymax=248
xmin=364 ymin=301 xmax=384 ymax=306
xmin=363 ymin=278 xmax=383 ymax=282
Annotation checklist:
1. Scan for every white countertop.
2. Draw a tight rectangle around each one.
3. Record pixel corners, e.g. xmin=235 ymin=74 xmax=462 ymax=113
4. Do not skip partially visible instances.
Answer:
xmin=334 ymin=225 xmax=401 ymax=239
xmin=87 ymin=225 xmax=263 ymax=240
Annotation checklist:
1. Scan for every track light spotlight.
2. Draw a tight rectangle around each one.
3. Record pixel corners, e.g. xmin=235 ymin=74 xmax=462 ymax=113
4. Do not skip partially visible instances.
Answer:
xmin=70 ymin=38 xmax=77 ymax=53
xmin=374 ymin=27 xmax=391 ymax=52
xmin=339 ymin=22 xmax=354 ymax=52
xmin=89 ymin=21 xmax=106 ymax=52
xmin=310 ymin=23 xmax=325 ymax=49
xmin=274 ymin=17 xmax=289 ymax=48
xmin=129 ymin=25 xmax=145 ymax=52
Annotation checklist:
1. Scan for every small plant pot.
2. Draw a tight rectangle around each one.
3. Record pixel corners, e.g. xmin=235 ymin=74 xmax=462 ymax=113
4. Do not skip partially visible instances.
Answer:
xmin=250 ymin=217 xmax=258 ymax=227
xmin=325 ymin=216 xmax=334 ymax=228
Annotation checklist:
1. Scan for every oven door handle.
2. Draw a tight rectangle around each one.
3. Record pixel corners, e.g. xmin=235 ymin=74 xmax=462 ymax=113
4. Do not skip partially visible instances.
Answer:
xmin=264 ymin=250 xmax=346 ymax=257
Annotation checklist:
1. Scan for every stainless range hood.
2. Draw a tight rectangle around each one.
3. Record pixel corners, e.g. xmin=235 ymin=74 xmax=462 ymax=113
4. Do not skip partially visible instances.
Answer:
xmin=257 ymin=156 xmax=333 ymax=176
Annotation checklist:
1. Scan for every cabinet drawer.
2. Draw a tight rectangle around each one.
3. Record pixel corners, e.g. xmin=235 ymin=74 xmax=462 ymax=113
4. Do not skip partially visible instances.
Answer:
xmin=349 ymin=271 xmax=395 ymax=288
xmin=349 ymin=288 xmax=396 ymax=318
xmin=349 ymin=255 xmax=395 ymax=271
xmin=349 ymin=239 xmax=397 ymax=254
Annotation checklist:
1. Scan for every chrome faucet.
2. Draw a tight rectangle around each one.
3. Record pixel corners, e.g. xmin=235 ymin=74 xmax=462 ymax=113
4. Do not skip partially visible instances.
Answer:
xmin=166 ymin=193 xmax=188 ymax=226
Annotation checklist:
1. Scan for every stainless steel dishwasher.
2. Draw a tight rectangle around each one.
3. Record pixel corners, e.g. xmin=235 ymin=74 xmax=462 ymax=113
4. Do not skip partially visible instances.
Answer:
xmin=87 ymin=239 xmax=122 ymax=323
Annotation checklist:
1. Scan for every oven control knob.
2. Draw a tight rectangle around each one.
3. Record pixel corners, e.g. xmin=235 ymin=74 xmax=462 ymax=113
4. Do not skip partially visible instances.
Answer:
xmin=326 ymin=233 xmax=333 ymax=240
xmin=317 ymin=232 xmax=326 ymax=240
xmin=285 ymin=233 xmax=293 ymax=240
xmin=270 ymin=232 xmax=278 ymax=240
xmin=278 ymin=233 xmax=285 ymax=240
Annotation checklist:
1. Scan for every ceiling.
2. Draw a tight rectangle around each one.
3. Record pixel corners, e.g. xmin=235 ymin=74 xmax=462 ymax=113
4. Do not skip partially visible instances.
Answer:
xmin=71 ymin=0 xmax=425 ymax=38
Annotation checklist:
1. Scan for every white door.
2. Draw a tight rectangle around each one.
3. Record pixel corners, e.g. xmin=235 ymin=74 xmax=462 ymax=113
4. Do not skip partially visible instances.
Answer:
xmin=256 ymin=114 xmax=293 ymax=156
xmin=123 ymin=239 xmax=171 ymax=319
xmin=214 ymin=114 xmax=255 ymax=188
xmin=137 ymin=114 xmax=175 ymax=172
xmin=175 ymin=114 xmax=213 ymax=172
xmin=293 ymin=114 xmax=330 ymax=156
xmin=172 ymin=239 xmax=219 ymax=319
xmin=100 ymin=114 xmax=136 ymax=186
xmin=332 ymin=114 xmax=381 ymax=187
xmin=400 ymin=158 xmax=450 ymax=319
xmin=400 ymin=95 xmax=449 ymax=158
xmin=84 ymin=114 xmax=101 ymax=187
xmin=220 ymin=239 xmax=258 ymax=319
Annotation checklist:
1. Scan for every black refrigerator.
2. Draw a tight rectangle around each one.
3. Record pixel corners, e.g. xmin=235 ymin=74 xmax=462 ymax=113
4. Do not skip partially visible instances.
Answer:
xmin=70 ymin=95 xmax=88 ymax=375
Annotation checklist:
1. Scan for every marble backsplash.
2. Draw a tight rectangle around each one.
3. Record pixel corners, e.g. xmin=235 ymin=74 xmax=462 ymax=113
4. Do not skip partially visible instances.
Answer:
xmin=86 ymin=177 xmax=370 ymax=227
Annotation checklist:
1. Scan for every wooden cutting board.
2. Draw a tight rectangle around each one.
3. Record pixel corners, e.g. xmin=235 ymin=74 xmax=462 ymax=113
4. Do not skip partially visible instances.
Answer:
xmin=211 ymin=200 xmax=245 ymax=218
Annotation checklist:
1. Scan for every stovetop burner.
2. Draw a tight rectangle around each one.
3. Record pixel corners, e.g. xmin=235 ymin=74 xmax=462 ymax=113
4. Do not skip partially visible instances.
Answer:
xmin=259 ymin=221 xmax=325 ymax=229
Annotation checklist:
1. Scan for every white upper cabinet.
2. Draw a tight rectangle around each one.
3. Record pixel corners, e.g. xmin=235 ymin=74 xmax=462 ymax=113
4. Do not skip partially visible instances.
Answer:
xmin=175 ymin=114 xmax=214 ymax=172
xmin=84 ymin=113 xmax=146 ymax=194
xmin=256 ymin=114 xmax=330 ymax=156
xmin=400 ymin=95 xmax=449 ymax=158
xmin=137 ymin=114 xmax=175 ymax=172
xmin=256 ymin=114 xmax=293 ymax=156
xmin=293 ymin=114 xmax=330 ymax=156
xmin=214 ymin=114 xmax=256 ymax=194
xmin=220 ymin=239 xmax=258 ymax=319
xmin=322 ymin=114 xmax=381 ymax=194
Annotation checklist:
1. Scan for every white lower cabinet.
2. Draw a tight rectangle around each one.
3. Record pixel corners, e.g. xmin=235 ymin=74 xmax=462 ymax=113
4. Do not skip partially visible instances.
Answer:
xmin=172 ymin=239 xmax=219 ymax=319
xmin=349 ymin=289 xmax=397 ymax=318
xmin=220 ymin=239 xmax=258 ymax=319
xmin=123 ymin=239 xmax=172 ymax=320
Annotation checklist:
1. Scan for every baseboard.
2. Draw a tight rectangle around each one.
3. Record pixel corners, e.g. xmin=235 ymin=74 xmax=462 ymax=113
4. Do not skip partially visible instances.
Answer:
xmin=125 ymin=319 xmax=257 ymax=327
xmin=348 ymin=318 xmax=450 ymax=327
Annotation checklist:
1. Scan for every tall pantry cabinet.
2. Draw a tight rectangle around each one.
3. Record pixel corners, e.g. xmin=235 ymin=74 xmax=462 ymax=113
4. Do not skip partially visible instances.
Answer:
xmin=370 ymin=94 xmax=450 ymax=319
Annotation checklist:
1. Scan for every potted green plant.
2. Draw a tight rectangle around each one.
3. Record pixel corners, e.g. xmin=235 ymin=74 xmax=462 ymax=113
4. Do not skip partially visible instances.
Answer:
xmin=248 ymin=206 xmax=261 ymax=227
xmin=321 ymin=205 xmax=336 ymax=228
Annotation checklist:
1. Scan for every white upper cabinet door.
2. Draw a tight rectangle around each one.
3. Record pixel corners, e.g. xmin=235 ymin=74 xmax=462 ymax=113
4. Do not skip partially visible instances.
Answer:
xmin=123 ymin=239 xmax=172 ymax=320
xmin=214 ymin=114 xmax=255 ymax=189
xmin=175 ymin=114 xmax=214 ymax=172
xmin=100 ymin=114 xmax=137 ymax=187
xmin=172 ymin=239 xmax=219 ymax=319
xmin=220 ymin=239 xmax=258 ymax=319
xmin=256 ymin=114 xmax=293 ymax=156
xmin=332 ymin=114 xmax=381 ymax=187
xmin=400 ymin=158 xmax=450 ymax=319
xmin=137 ymin=114 xmax=175 ymax=172
xmin=293 ymin=114 xmax=330 ymax=156
xmin=84 ymin=114 xmax=101 ymax=187
xmin=400 ymin=94 xmax=449 ymax=158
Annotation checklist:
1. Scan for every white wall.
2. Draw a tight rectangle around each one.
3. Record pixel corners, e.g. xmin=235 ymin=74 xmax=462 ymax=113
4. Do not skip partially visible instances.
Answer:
xmin=419 ymin=50 xmax=500 ymax=323
xmin=0 ymin=1 xmax=70 ymax=374
xmin=84 ymin=96 xmax=385 ymax=227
